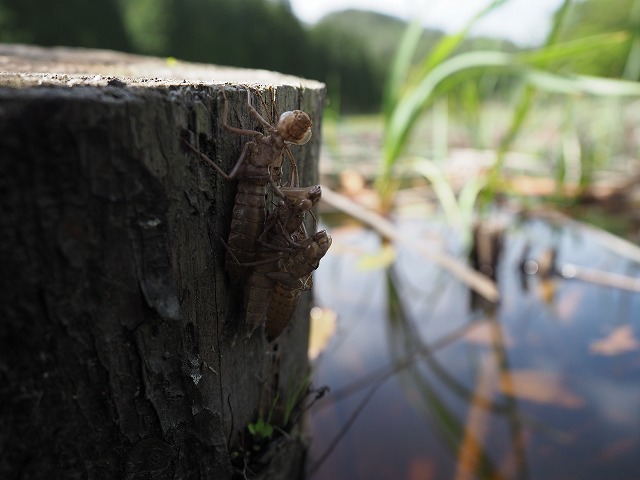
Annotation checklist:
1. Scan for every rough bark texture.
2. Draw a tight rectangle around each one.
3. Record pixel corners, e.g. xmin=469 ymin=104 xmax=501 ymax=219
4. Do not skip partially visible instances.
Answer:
xmin=0 ymin=44 xmax=325 ymax=480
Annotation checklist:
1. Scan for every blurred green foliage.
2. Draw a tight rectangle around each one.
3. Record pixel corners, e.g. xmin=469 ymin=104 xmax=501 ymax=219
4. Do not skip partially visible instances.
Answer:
xmin=1 ymin=0 xmax=637 ymax=113
xmin=376 ymin=0 xmax=640 ymax=217
xmin=557 ymin=0 xmax=640 ymax=78
xmin=0 ymin=0 xmax=511 ymax=113
xmin=0 ymin=1 xmax=391 ymax=111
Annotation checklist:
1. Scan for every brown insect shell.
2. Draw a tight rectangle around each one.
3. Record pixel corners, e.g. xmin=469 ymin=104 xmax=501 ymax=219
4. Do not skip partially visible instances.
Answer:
xmin=317 ymin=230 xmax=332 ymax=249
xmin=279 ymin=185 xmax=322 ymax=203
xmin=265 ymin=232 xmax=330 ymax=289
xmin=287 ymin=184 xmax=320 ymax=211
xmin=308 ymin=231 xmax=331 ymax=264
xmin=284 ymin=230 xmax=331 ymax=279
xmin=281 ymin=198 xmax=311 ymax=232
xmin=277 ymin=111 xmax=312 ymax=145
xmin=273 ymin=185 xmax=320 ymax=234
xmin=235 ymin=138 xmax=284 ymax=181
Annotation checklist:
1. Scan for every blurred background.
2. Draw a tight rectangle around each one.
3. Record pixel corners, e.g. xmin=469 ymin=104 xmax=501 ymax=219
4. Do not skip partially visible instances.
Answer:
xmin=4 ymin=1 xmax=640 ymax=478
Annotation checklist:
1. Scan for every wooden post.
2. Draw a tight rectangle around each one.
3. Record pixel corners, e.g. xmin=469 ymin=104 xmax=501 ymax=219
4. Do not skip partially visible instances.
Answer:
xmin=0 ymin=45 xmax=325 ymax=480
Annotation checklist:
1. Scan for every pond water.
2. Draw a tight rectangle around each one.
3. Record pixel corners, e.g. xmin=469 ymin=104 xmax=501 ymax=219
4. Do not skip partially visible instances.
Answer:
xmin=306 ymin=214 xmax=640 ymax=480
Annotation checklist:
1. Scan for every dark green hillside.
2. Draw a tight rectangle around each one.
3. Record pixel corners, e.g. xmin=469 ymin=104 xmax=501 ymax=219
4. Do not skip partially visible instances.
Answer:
xmin=307 ymin=9 xmax=518 ymax=112
xmin=308 ymin=10 xmax=445 ymax=112
xmin=314 ymin=10 xmax=446 ymax=62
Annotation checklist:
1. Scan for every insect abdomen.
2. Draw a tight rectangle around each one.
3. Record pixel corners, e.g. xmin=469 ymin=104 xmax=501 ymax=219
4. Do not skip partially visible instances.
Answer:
xmin=225 ymin=180 xmax=267 ymax=280
xmin=265 ymin=283 xmax=301 ymax=340
xmin=245 ymin=270 xmax=277 ymax=336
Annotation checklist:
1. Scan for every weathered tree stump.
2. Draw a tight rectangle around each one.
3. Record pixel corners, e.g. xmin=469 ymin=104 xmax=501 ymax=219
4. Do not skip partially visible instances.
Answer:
xmin=0 ymin=44 xmax=325 ymax=480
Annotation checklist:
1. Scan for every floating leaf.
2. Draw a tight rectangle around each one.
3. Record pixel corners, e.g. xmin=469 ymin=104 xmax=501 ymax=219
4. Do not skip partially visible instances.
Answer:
xmin=339 ymin=169 xmax=366 ymax=197
xmin=308 ymin=307 xmax=337 ymax=360
xmin=598 ymin=436 xmax=638 ymax=462
xmin=461 ymin=321 xmax=513 ymax=348
xmin=555 ymin=287 xmax=584 ymax=324
xmin=357 ymin=243 xmax=397 ymax=271
xmin=498 ymin=370 xmax=584 ymax=408
xmin=590 ymin=325 xmax=640 ymax=356
xmin=408 ymin=457 xmax=435 ymax=480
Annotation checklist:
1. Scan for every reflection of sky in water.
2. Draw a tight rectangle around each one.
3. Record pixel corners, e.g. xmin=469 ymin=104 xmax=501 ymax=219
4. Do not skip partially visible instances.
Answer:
xmin=308 ymin=217 xmax=640 ymax=480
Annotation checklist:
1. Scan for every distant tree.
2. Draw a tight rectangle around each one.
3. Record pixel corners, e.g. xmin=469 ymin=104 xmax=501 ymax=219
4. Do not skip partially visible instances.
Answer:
xmin=122 ymin=0 xmax=311 ymax=77
xmin=0 ymin=0 xmax=396 ymax=111
xmin=116 ymin=0 xmax=173 ymax=55
xmin=0 ymin=0 xmax=132 ymax=51
xmin=266 ymin=0 xmax=292 ymax=10
xmin=306 ymin=21 xmax=383 ymax=112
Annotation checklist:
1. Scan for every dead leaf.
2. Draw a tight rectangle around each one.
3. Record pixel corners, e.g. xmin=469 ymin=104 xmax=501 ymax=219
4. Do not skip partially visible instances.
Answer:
xmin=357 ymin=243 xmax=396 ymax=271
xmin=461 ymin=321 xmax=513 ymax=348
xmin=339 ymin=169 xmax=366 ymax=197
xmin=498 ymin=370 xmax=584 ymax=408
xmin=590 ymin=325 xmax=640 ymax=356
xmin=408 ymin=457 xmax=435 ymax=480
xmin=308 ymin=307 xmax=337 ymax=360
xmin=598 ymin=436 xmax=638 ymax=462
xmin=506 ymin=176 xmax=557 ymax=196
xmin=554 ymin=286 xmax=584 ymax=324
xmin=538 ymin=278 xmax=556 ymax=305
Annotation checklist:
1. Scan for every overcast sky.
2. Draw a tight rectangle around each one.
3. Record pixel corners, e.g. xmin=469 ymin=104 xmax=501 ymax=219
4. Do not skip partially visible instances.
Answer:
xmin=289 ymin=0 xmax=564 ymax=45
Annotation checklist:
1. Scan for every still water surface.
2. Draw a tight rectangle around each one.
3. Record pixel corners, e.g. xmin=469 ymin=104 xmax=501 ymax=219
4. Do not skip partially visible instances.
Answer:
xmin=307 ymin=215 xmax=640 ymax=480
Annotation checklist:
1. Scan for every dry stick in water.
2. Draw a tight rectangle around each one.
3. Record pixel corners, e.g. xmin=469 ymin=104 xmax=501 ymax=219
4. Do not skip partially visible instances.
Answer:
xmin=528 ymin=204 xmax=640 ymax=265
xmin=319 ymin=186 xmax=500 ymax=302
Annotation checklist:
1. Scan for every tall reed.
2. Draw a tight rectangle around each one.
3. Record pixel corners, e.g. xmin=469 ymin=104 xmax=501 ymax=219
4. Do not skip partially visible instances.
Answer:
xmin=377 ymin=0 xmax=640 ymax=215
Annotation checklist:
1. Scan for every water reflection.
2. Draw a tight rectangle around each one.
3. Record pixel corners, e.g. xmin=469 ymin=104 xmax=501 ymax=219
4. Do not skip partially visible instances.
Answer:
xmin=308 ymin=216 xmax=640 ymax=480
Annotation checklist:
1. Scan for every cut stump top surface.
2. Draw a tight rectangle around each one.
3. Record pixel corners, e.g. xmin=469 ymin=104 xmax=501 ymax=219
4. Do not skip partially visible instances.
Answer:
xmin=0 ymin=43 xmax=325 ymax=90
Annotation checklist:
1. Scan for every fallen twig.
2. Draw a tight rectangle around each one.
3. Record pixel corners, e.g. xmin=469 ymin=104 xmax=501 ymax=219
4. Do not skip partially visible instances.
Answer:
xmin=320 ymin=186 xmax=500 ymax=302
xmin=526 ymin=208 xmax=640 ymax=265
xmin=559 ymin=263 xmax=640 ymax=293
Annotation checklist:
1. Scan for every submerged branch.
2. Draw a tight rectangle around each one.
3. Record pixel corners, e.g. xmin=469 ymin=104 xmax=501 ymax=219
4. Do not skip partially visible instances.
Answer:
xmin=559 ymin=263 xmax=640 ymax=293
xmin=528 ymin=209 xmax=640 ymax=265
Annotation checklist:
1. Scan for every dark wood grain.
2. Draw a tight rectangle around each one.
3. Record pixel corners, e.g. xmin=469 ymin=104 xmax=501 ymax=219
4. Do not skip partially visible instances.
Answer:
xmin=0 ymin=44 xmax=325 ymax=480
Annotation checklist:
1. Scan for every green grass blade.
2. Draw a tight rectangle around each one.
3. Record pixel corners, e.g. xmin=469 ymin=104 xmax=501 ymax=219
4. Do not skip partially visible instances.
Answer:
xmin=378 ymin=0 xmax=511 ymax=206
xmin=519 ymin=31 xmax=630 ymax=66
xmin=383 ymin=18 xmax=424 ymax=118
xmin=523 ymin=70 xmax=640 ymax=95
xmin=419 ymin=0 xmax=511 ymax=75
xmin=384 ymin=51 xmax=515 ymax=168
xmin=413 ymin=159 xmax=462 ymax=227
xmin=486 ymin=0 xmax=574 ymax=199
xmin=623 ymin=0 xmax=640 ymax=80
xmin=458 ymin=177 xmax=486 ymax=228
